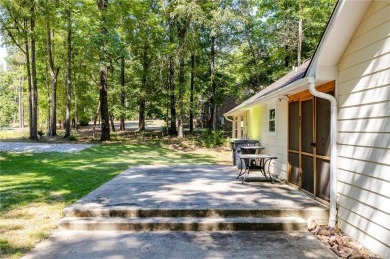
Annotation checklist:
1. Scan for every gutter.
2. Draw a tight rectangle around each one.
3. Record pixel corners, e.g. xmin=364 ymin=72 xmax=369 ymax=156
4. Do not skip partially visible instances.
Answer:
xmin=224 ymin=116 xmax=234 ymax=123
xmin=308 ymin=76 xmax=338 ymax=228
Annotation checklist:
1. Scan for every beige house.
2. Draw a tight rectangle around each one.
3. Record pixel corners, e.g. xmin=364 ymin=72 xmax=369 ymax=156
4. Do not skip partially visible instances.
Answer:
xmin=224 ymin=0 xmax=390 ymax=257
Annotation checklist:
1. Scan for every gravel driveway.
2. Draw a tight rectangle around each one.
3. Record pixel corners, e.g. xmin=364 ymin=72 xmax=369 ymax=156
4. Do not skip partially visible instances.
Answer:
xmin=0 ymin=142 xmax=95 ymax=153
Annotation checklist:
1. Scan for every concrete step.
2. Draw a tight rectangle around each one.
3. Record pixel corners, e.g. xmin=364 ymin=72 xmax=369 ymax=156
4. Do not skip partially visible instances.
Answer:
xmin=58 ymin=216 xmax=307 ymax=231
xmin=63 ymin=207 xmax=328 ymax=224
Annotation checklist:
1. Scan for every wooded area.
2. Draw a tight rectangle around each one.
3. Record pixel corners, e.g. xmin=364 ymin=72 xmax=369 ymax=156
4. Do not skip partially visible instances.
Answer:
xmin=0 ymin=0 xmax=336 ymax=141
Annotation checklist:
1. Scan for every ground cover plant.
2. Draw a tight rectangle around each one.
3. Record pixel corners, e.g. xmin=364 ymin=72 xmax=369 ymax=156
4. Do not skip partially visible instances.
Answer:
xmin=0 ymin=130 xmax=230 ymax=258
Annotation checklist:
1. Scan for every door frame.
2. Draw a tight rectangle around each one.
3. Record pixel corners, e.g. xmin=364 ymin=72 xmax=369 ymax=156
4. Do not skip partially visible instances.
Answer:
xmin=287 ymin=81 xmax=335 ymax=201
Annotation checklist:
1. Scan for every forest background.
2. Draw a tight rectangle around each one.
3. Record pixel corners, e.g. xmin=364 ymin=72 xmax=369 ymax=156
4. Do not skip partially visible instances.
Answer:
xmin=0 ymin=0 xmax=336 ymax=141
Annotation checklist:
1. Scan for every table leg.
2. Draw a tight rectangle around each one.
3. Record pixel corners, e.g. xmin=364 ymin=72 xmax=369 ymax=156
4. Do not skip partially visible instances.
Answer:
xmin=241 ymin=158 xmax=250 ymax=184
xmin=265 ymin=158 xmax=274 ymax=183
xmin=257 ymin=158 xmax=268 ymax=180
xmin=237 ymin=157 xmax=246 ymax=179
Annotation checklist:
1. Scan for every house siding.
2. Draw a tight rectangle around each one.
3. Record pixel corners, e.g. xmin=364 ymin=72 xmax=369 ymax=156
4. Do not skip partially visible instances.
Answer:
xmin=337 ymin=1 xmax=390 ymax=257
xmin=248 ymin=100 xmax=289 ymax=179
xmin=247 ymin=106 xmax=263 ymax=140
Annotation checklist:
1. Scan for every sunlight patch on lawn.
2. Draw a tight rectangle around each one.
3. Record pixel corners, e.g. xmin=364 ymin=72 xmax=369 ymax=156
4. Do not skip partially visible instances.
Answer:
xmin=0 ymin=202 xmax=65 ymax=257
xmin=0 ymin=143 xmax=229 ymax=258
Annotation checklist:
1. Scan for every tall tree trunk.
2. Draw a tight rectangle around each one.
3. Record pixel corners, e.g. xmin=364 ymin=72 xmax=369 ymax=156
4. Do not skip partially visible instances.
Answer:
xmin=168 ymin=21 xmax=177 ymax=136
xmin=138 ymin=98 xmax=145 ymax=131
xmin=99 ymin=64 xmax=110 ymax=140
xmin=169 ymin=55 xmax=176 ymax=135
xmin=189 ymin=54 xmax=194 ymax=132
xmin=45 ymin=60 xmax=50 ymax=133
xmin=73 ymin=69 xmax=78 ymax=131
xmin=209 ymin=35 xmax=216 ymax=131
xmin=65 ymin=9 xmax=72 ymax=138
xmin=284 ymin=45 xmax=289 ymax=68
xmin=119 ymin=56 xmax=125 ymax=130
xmin=110 ymin=112 xmax=115 ymax=132
xmin=30 ymin=0 xmax=38 ymax=140
xmin=18 ymin=75 xmax=24 ymax=128
xmin=93 ymin=101 xmax=100 ymax=139
xmin=23 ymin=20 xmax=32 ymax=134
xmin=47 ymin=19 xmax=58 ymax=137
xmin=177 ymin=42 xmax=185 ymax=138
xmin=139 ymin=43 xmax=148 ymax=132
xmin=98 ymin=0 xmax=110 ymax=141
xmin=177 ymin=18 xmax=190 ymax=138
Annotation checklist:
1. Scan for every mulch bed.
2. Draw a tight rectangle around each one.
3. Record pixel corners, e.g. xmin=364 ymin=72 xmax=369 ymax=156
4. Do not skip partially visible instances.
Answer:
xmin=308 ymin=219 xmax=382 ymax=258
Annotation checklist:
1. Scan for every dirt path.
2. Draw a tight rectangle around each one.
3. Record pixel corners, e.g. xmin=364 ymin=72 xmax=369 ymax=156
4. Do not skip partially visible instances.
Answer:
xmin=0 ymin=142 xmax=95 ymax=153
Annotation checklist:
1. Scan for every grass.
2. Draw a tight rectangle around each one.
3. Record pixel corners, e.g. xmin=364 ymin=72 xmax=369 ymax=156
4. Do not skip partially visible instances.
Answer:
xmin=0 ymin=137 xmax=231 ymax=258
xmin=0 ymin=128 xmax=29 ymax=141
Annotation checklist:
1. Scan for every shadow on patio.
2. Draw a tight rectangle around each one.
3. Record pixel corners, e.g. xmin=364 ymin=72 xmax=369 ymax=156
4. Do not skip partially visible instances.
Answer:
xmin=62 ymin=164 xmax=329 ymax=226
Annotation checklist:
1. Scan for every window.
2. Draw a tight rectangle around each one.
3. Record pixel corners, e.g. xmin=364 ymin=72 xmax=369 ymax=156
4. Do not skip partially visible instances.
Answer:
xmin=268 ymin=103 xmax=276 ymax=135
xmin=240 ymin=115 xmax=244 ymax=138
xmin=234 ymin=117 xmax=238 ymax=138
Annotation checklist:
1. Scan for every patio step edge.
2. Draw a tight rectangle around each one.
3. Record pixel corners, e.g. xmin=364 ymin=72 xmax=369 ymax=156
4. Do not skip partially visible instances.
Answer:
xmin=62 ymin=207 xmax=329 ymax=222
xmin=57 ymin=216 xmax=308 ymax=231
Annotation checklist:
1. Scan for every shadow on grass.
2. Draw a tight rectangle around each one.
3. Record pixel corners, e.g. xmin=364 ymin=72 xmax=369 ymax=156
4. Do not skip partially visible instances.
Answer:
xmin=0 ymin=143 xmax=215 ymax=212
xmin=0 ymin=143 xmax=216 ymax=256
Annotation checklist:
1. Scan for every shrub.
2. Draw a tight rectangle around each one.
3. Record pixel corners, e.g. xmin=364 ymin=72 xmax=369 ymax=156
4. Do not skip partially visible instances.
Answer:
xmin=79 ymin=120 xmax=89 ymax=126
xmin=200 ymin=130 xmax=226 ymax=148
xmin=68 ymin=134 xmax=77 ymax=141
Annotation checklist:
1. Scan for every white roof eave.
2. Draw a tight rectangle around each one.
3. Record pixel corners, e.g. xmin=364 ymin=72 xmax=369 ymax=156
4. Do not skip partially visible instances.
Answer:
xmin=224 ymin=77 xmax=311 ymax=117
xmin=307 ymin=0 xmax=372 ymax=76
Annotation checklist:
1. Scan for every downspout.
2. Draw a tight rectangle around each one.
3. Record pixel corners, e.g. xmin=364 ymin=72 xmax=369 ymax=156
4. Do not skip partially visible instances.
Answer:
xmin=225 ymin=115 xmax=234 ymax=123
xmin=308 ymin=76 xmax=338 ymax=228
xmin=224 ymin=115 xmax=235 ymax=139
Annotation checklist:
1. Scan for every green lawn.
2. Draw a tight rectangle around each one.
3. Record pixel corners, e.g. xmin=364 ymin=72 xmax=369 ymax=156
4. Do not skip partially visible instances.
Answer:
xmin=0 ymin=143 xmax=222 ymax=258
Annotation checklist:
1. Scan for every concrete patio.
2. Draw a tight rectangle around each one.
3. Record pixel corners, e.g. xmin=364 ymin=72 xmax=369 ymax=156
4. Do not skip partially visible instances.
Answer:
xmin=59 ymin=165 xmax=329 ymax=231
xmin=24 ymin=165 xmax=337 ymax=259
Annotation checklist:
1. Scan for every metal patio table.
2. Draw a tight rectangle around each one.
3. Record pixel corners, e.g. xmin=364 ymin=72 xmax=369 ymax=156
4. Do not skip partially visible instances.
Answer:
xmin=237 ymin=154 xmax=277 ymax=183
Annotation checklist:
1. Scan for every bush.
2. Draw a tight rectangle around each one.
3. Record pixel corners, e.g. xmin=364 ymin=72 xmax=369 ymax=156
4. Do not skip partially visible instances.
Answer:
xmin=79 ymin=120 xmax=89 ymax=126
xmin=200 ymin=130 xmax=226 ymax=148
xmin=68 ymin=134 xmax=77 ymax=141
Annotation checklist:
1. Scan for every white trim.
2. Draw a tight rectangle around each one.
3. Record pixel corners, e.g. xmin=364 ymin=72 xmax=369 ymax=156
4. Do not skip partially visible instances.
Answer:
xmin=224 ymin=77 xmax=311 ymax=117
xmin=268 ymin=102 xmax=277 ymax=136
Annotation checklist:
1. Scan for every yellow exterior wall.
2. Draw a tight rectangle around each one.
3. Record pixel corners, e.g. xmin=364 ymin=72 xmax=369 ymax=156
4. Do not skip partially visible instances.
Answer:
xmin=242 ymin=100 xmax=289 ymax=179
xmin=247 ymin=105 xmax=264 ymax=141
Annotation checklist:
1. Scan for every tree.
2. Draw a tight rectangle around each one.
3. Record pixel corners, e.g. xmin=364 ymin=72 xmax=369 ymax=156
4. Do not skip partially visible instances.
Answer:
xmin=201 ymin=0 xmax=238 ymax=130
xmin=138 ymin=42 xmax=148 ymax=131
xmin=64 ymin=1 xmax=72 ymax=138
xmin=29 ymin=0 xmax=38 ymax=140
xmin=119 ymin=55 xmax=125 ymax=130
xmin=0 ymin=60 xmax=20 ymax=126
xmin=168 ymin=17 xmax=177 ymax=135
xmin=97 ymin=0 xmax=110 ymax=141
xmin=45 ymin=1 xmax=60 ymax=136
xmin=0 ymin=0 xmax=39 ymax=139
xmin=175 ymin=3 xmax=192 ymax=138
xmin=189 ymin=53 xmax=194 ymax=132
xmin=0 ymin=0 xmax=336 ymax=137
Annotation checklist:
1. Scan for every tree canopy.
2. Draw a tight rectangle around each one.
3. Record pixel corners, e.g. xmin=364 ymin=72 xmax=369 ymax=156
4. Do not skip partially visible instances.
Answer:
xmin=0 ymin=0 xmax=336 ymax=139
